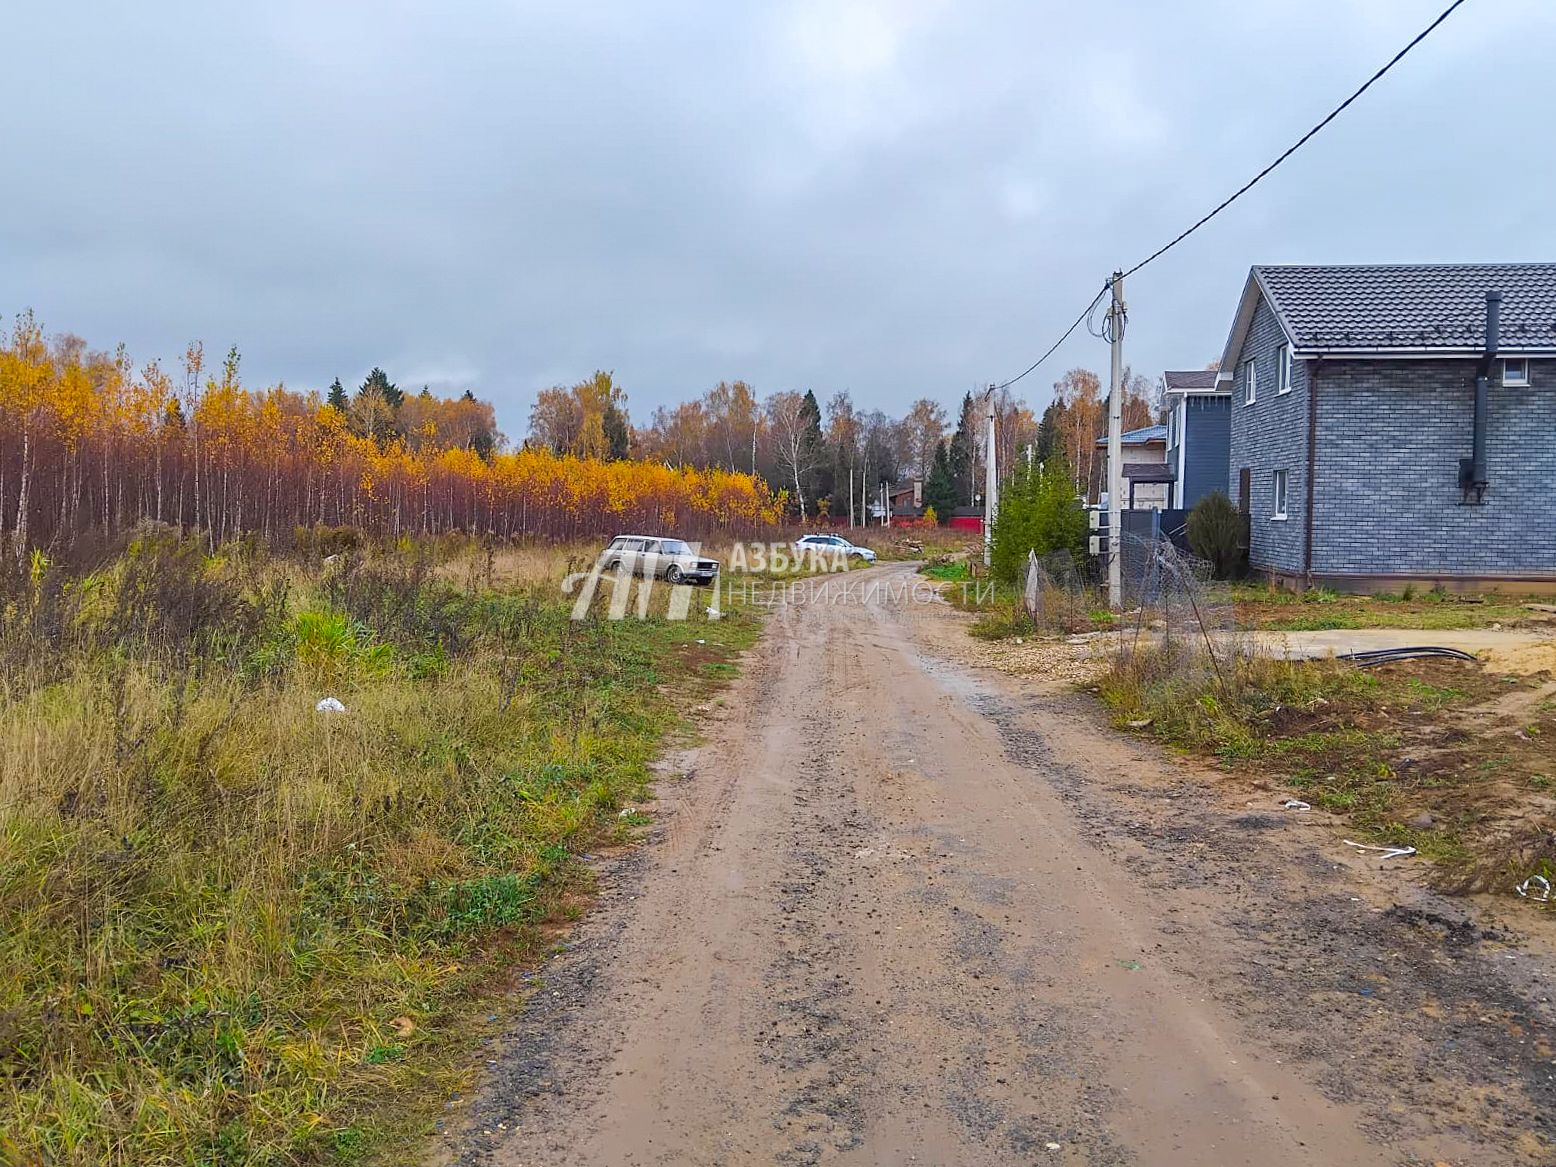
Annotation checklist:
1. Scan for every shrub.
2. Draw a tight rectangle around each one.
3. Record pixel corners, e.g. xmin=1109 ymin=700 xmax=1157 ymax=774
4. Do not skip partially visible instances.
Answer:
xmin=324 ymin=552 xmax=471 ymax=655
xmin=1186 ymin=491 xmax=1246 ymax=579
xmin=105 ymin=527 xmax=279 ymax=664
xmin=293 ymin=523 xmax=365 ymax=557
xmin=990 ymin=456 xmax=1087 ymax=585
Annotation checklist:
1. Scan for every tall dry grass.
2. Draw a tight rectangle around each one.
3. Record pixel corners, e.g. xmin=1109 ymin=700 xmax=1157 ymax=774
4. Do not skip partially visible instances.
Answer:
xmin=0 ymin=527 xmax=752 ymax=1165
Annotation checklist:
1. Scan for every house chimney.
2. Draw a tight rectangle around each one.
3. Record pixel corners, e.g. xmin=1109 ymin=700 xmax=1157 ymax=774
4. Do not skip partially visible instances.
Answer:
xmin=1461 ymin=290 xmax=1501 ymax=501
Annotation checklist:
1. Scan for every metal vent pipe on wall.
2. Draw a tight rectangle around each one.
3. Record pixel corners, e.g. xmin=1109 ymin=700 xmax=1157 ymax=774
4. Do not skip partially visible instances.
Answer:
xmin=1460 ymin=290 xmax=1501 ymax=502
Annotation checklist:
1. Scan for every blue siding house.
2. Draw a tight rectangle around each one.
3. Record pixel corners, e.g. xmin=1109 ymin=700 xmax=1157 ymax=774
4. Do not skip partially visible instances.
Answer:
xmin=1162 ymin=369 xmax=1231 ymax=511
xmin=1220 ymin=264 xmax=1556 ymax=590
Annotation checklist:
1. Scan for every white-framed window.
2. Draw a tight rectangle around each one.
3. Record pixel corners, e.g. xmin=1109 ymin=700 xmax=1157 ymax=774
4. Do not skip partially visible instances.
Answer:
xmin=1276 ymin=344 xmax=1292 ymax=394
xmin=1243 ymin=357 xmax=1257 ymax=405
xmin=1502 ymin=357 xmax=1530 ymax=387
xmin=1272 ymin=469 xmax=1289 ymax=520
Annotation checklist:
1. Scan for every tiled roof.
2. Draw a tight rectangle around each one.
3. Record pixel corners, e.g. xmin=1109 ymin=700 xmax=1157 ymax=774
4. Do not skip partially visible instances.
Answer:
xmin=1163 ymin=369 xmax=1219 ymax=391
xmin=1254 ymin=264 xmax=1556 ymax=351
xmin=1095 ymin=424 xmax=1167 ymax=447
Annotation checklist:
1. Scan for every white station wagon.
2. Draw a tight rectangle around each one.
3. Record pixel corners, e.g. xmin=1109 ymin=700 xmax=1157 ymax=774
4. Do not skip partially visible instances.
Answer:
xmin=599 ymin=535 xmax=720 ymax=586
xmin=791 ymin=533 xmax=877 ymax=564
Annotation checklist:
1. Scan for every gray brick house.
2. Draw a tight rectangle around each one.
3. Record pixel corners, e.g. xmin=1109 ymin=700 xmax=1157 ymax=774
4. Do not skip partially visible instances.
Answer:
xmin=1220 ymin=263 xmax=1556 ymax=590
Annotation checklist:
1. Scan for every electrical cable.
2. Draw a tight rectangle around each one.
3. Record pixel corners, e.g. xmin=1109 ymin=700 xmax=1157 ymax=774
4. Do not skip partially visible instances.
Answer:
xmin=1120 ymin=0 xmax=1469 ymax=282
xmin=994 ymin=284 xmax=1109 ymax=389
xmin=990 ymin=0 xmax=1470 ymax=390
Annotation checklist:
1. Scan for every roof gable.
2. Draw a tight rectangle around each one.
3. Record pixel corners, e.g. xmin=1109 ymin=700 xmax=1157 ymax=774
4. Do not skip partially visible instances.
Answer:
xmin=1221 ymin=263 xmax=1556 ymax=368
xmin=1163 ymin=369 xmax=1221 ymax=392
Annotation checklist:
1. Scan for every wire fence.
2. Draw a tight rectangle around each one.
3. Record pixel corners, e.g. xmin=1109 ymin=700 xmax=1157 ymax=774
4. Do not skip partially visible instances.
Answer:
xmin=1021 ymin=530 xmax=1244 ymax=680
xmin=1111 ymin=531 xmax=1242 ymax=684
xmin=1022 ymin=548 xmax=1094 ymax=635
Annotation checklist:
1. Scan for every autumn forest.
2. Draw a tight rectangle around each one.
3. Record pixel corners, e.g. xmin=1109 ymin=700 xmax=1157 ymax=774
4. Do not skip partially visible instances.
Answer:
xmin=0 ymin=310 xmax=1163 ymax=555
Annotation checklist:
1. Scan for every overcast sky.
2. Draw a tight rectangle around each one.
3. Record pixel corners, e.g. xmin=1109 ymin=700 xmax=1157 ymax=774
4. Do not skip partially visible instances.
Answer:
xmin=3 ymin=0 xmax=1551 ymax=434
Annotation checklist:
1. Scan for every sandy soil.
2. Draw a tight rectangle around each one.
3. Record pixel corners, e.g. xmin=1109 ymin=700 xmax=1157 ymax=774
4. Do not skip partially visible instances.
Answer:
xmin=1052 ymin=626 xmax=1556 ymax=679
xmin=439 ymin=564 xmax=1556 ymax=1166
xmin=1260 ymin=627 xmax=1556 ymax=674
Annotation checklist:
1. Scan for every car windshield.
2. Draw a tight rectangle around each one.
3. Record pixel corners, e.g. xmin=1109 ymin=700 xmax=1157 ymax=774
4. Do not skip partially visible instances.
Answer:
xmin=660 ymin=539 xmax=690 ymax=555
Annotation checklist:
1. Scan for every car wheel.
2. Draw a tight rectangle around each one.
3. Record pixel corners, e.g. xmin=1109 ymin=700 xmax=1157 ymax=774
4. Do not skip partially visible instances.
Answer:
xmin=665 ymin=564 xmax=684 ymax=584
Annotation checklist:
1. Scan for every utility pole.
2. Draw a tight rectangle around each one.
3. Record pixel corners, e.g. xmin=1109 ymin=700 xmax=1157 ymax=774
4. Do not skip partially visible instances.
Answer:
xmin=984 ymin=383 xmax=998 ymax=567
xmin=1106 ymin=271 xmax=1126 ymax=609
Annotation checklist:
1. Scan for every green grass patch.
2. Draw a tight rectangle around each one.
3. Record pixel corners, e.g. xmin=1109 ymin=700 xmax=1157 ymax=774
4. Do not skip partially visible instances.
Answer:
xmin=1219 ymin=580 xmax=1556 ymax=632
xmin=1262 ymin=612 xmax=1364 ymax=631
xmin=919 ymin=560 xmax=971 ymax=582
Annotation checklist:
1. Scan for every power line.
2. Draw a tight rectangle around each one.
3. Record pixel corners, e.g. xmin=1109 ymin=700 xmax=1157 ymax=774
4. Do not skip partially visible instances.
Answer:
xmin=994 ymin=284 xmax=1108 ymax=389
xmin=1121 ymin=0 xmax=1469 ymax=281
xmin=992 ymin=0 xmax=1470 ymax=390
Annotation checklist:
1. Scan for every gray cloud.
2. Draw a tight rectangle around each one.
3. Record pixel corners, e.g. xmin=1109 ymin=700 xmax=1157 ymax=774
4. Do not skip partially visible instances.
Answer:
xmin=3 ymin=0 xmax=1551 ymax=433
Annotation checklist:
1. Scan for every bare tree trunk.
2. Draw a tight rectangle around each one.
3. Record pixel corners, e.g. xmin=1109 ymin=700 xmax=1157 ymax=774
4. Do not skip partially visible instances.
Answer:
xmin=14 ymin=429 xmax=30 ymax=562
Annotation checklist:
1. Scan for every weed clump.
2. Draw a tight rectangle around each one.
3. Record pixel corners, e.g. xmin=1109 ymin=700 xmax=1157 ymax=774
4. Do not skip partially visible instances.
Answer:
xmin=1101 ymin=645 xmax=1556 ymax=895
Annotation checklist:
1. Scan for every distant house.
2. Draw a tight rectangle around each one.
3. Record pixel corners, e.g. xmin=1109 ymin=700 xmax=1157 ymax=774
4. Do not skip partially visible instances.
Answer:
xmin=887 ymin=481 xmax=922 ymax=520
xmin=1219 ymin=263 xmax=1556 ymax=589
xmin=1162 ymin=370 xmax=1231 ymax=511
xmin=1095 ymin=424 xmax=1171 ymax=510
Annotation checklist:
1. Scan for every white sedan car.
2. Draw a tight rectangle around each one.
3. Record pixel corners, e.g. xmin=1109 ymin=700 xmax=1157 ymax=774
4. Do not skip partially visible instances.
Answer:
xmin=792 ymin=533 xmax=877 ymax=564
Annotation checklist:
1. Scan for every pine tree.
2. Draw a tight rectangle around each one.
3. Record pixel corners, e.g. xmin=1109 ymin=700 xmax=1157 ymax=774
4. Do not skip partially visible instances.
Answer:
xmin=326 ymin=378 xmax=348 ymax=412
xmin=921 ymin=441 xmax=958 ymax=522
xmin=1034 ymin=399 xmax=1063 ymax=463
xmin=800 ymin=390 xmax=827 ymax=502
xmin=990 ymin=456 xmax=1087 ymax=584
xmin=359 ymin=368 xmax=402 ymax=410
xmin=602 ymin=402 xmax=630 ymax=461
xmin=949 ymin=392 xmax=975 ymax=504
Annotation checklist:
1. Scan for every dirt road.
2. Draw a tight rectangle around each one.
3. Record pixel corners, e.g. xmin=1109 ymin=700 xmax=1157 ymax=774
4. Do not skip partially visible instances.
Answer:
xmin=446 ymin=564 xmax=1555 ymax=1166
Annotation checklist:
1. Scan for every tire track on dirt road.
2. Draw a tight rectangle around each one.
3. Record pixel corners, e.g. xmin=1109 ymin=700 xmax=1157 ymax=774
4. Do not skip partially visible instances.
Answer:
xmin=443 ymin=563 xmax=1554 ymax=1166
